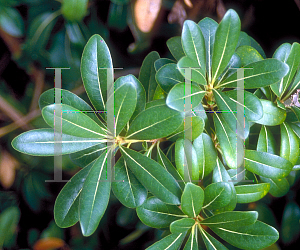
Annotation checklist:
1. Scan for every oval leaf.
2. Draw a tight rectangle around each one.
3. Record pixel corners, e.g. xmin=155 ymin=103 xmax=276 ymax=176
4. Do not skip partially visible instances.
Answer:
xmin=181 ymin=182 xmax=204 ymax=218
xmin=235 ymin=183 xmax=270 ymax=203
xmin=203 ymin=182 xmax=232 ymax=210
xmin=170 ymin=218 xmax=195 ymax=233
xmin=280 ymin=122 xmax=299 ymax=165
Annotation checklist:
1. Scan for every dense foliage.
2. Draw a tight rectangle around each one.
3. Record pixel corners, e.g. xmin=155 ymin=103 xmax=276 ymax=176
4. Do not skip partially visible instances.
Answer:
xmin=10 ymin=7 xmax=300 ymax=250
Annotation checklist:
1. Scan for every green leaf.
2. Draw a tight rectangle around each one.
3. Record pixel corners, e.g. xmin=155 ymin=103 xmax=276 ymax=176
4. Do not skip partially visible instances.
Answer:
xmin=0 ymin=206 xmax=20 ymax=248
xmin=211 ymin=9 xmax=241 ymax=83
xmin=175 ymin=139 xmax=199 ymax=182
xmin=214 ymin=113 xmax=243 ymax=169
xmin=203 ymin=182 xmax=232 ymax=210
xmin=39 ymin=88 xmax=104 ymax=126
xmin=249 ymin=36 xmax=266 ymax=58
xmin=69 ymin=144 xmax=107 ymax=168
xmin=255 ymin=100 xmax=286 ymax=126
xmin=244 ymin=149 xmax=293 ymax=179
xmin=112 ymin=157 xmax=147 ymax=208
xmin=11 ymin=129 xmax=104 ymax=156
xmin=193 ymin=133 xmax=217 ymax=179
xmin=211 ymin=221 xmax=279 ymax=250
xmin=42 ymin=104 xmax=108 ymax=138
xmin=166 ymin=83 xmax=205 ymax=112
xmin=212 ymin=158 xmax=237 ymax=212
xmin=136 ymin=197 xmax=187 ymax=228
xmin=146 ymin=232 xmax=186 ymax=250
xmin=167 ymin=116 xmax=204 ymax=142
xmin=61 ymin=0 xmax=88 ymax=22
xmin=79 ymin=151 xmax=111 ymax=236
xmin=154 ymin=58 xmax=176 ymax=71
xmin=170 ymin=218 xmax=195 ymax=233
xmin=54 ymin=162 xmax=93 ymax=228
xmin=181 ymin=182 xmax=204 ymax=218
xmin=81 ymin=34 xmax=113 ymax=112
xmin=198 ymin=17 xmax=218 ymax=81
xmin=177 ymin=56 xmax=207 ymax=85
xmin=201 ymin=211 xmax=258 ymax=229
xmin=259 ymin=177 xmax=289 ymax=197
xmin=167 ymin=36 xmax=185 ymax=61
xmin=225 ymin=89 xmax=263 ymax=122
xmin=219 ymin=59 xmax=289 ymax=89
xmin=280 ymin=122 xmax=299 ymax=165
xmin=155 ymin=63 xmax=185 ymax=93
xmin=213 ymin=89 xmax=249 ymax=139
xmin=237 ymin=32 xmax=251 ymax=47
xmin=0 ymin=6 xmax=24 ymax=37
xmin=126 ymin=104 xmax=184 ymax=140
xmin=235 ymin=183 xmax=270 ymax=203
xmin=199 ymin=226 xmax=228 ymax=250
xmin=114 ymin=74 xmax=146 ymax=120
xmin=236 ymin=45 xmax=263 ymax=66
xmin=257 ymin=126 xmax=277 ymax=154
xmin=183 ymin=225 xmax=198 ymax=250
xmin=157 ymin=145 xmax=185 ymax=190
xmin=107 ymin=82 xmax=137 ymax=135
xmin=281 ymin=202 xmax=300 ymax=244
xmin=139 ymin=51 xmax=160 ymax=102
xmin=182 ymin=20 xmax=206 ymax=74
xmin=120 ymin=147 xmax=182 ymax=204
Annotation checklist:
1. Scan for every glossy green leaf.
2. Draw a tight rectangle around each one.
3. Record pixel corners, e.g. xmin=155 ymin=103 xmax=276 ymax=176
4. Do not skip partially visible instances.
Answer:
xmin=214 ymin=113 xmax=243 ymax=169
xmin=69 ymin=144 xmax=107 ymax=168
xmin=42 ymin=104 xmax=108 ymax=138
xmin=114 ymin=74 xmax=146 ymax=120
xmin=249 ymin=36 xmax=266 ymax=58
xmin=39 ymin=88 xmax=103 ymax=126
xmin=237 ymin=32 xmax=251 ymax=47
xmin=11 ymin=129 xmax=104 ymax=156
xmin=167 ymin=36 xmax=185 ymax=61
xmin=54 ymin=162 xmax=93 ymax=228
xmin=0 ymin=206 xmax=20 ymax=248
xmin=257 ymin=126 xmax=277 ymax=154
xmin=0 ymin=6 xmax=24 ymax=37
xmin=182 ymin=20 xmax=206 ymax=74
xmin=167 ymin=116 xmax=204 ymax=142
xmin=139 ymin=51 xmax=160 ymax=102
xmin=225 ymin=89 xmax=263 ymax=122
xmin=81 ymin=34 xmax=113 ymax=112
xmin=201 ymin=211 xmax=257 ymax=229
xmin=289 ymin=122 xmax=300 ymax=140
xmin=170 ymin=218 xmax=195 ymax=233
xmin=154 ymin=58 xmax=175 ymax=71
xmin=193 ymin=133 xmax=217 ymax=179
xmin=112 ymin=157 xmax=147 ymax=208
xmin=213 ymin=89 xmax=249 ymax=139
xmin=236 ymin=45 xmax=263 ymax=66
xmin=280 ymin=122 xmax=299 ymax=165
xmin=281 ymin=202 xmax=300 ymax=244
xmin=121 ymin=147 xmax=182 ymax=204
xmin=259 ymin=177 xmax=289 ymax=197
xmin=199 ymin=226 xmax=228 ymax=250
xmin=155 ymin=63 xmax=185 ymax=93
xmin=183 ymin=225 xmax=198 ymax=250
xmin=235 ymin=183 xmax=270 ymax=203
xmin=203 ymin=182 xmax=232 ymax=210
xmin=198 ymin=17 xmax=218 ymax=81
xmin=157 ymin=145 xmax=185 ymax=190
xmin=285 ymin=64 xmax=300 ymax=98
xmin=245 ymin=149 xmax=293 ymax=179
xmin=107 ymin=82 xmax=137 ymax=135
xmin=79 ymin=151 xmax=111 ymax=236
xmin=146 ymin=232 xmax=186 ymax=250
xmin=136 ymin=197 xmax=187 ymax=228
xmin=166 ymin=83 xmax=205 ymax=112
xmin=211 ymin=9 xmax=240 ymax=83
xmin=212 ymin=221 xmax=279 ymax=250
xmin=126 ymin=104 xmax=184 ymax=140
xmin=212 ymin=158 xmax=237 ymax=212
xmin=181 ymin=182 xmax=204 ymax=218
xmin=255 ymin=100 xmax=286 ymax=126
xmin=175 ymin=139 xmax=199 ymax=182
xmin=177 ymin=56 xmax=207 ymax=85
xmin=219 ymin=59 xmax=289 ymax=89
xmin=61 ymin=0 xmax=88 ymax=22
